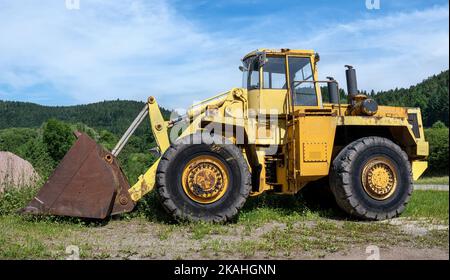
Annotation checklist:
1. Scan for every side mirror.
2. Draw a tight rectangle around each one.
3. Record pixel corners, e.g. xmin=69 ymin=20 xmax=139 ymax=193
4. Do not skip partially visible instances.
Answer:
xmin=239 ymin=65 xmax=247 ymax=72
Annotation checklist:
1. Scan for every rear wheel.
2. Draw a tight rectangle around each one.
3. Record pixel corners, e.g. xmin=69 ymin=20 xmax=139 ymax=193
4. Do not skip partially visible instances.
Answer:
xmin=156 ymin=133 xmax=251 ymax=222
xmin=330 ymin=137 xmax=413 ymax=220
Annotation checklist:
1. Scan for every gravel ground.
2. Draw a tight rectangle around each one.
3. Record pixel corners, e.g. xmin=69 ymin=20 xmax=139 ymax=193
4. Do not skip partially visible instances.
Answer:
xmin=55 ymin=217 xmax=448 ymax=260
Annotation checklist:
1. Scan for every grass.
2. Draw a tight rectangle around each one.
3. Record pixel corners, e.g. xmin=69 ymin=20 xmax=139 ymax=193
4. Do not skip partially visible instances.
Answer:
xmin=415 ymin=176 xmax=449 ymax=185
xmin=201 ymin=219 xmax=442 ymax=258
xmin=0 ymin=215 xmax=82 ymax=259
xmin=236 ymin=192 xmax=342 ymax=226
xmin=189 ymin=222 xmax=228 ymax=240
xmin=0 ymin=185 xmax=39 ymax=216
xmin=192 ymin=190 xmax=449 ymax=258
xmin=403 ymin=190 xmax=449 ymax=221
xmin=0 ymin=185 xmax=448 ymax=259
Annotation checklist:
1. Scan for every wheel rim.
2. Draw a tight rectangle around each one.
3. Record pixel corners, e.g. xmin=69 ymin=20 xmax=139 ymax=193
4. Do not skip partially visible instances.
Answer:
xmin=181 ymin=155 xmax=229 ymax=204
xmin=361 ymin=157 xmax=398 ymax=200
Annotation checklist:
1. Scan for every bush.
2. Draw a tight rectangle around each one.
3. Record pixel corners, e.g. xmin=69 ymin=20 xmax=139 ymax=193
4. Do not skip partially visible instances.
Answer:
xmin=20 ymin=138 xmax=55 ymax=178
xmin=43 ymin=119 xmax=76 ymax=162
xmin=98 ymin=130 xmax=118 ymax=151
xmin=424 ymin=126 xmax=449 ymax=176
xmin=432 ymin=120 xmax=446 ymax=129
xmin=0 ymin=186 xmax=39 ymax=215
xmin=120 ymin=152 xmax=155 ymax=185
xmin=73 ymin=122 xmax=100 ymax=140
xmin=0 ymin=128 xmax=38 ymax=155
xmin=0 ymin=128 xmax=55 ymax=178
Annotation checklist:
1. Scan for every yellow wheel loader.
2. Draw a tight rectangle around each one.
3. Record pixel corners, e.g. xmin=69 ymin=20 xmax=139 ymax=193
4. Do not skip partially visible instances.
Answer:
xmin=22 ymin=49 xmax=429 ymax=222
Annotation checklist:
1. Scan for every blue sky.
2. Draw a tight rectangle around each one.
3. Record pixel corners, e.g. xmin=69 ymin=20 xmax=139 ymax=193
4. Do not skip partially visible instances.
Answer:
xmin=0 ymin=0 xmax=448 ymax=109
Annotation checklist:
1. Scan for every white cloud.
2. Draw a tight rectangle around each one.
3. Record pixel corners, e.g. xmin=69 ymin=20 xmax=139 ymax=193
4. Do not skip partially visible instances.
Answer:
xmin=293 ymin=5 xmax=449 ymax=92
xmin=0 ymin=1 xmax=448 ymax=108
xmin=0 ymin=0 xmax=248 ymax=107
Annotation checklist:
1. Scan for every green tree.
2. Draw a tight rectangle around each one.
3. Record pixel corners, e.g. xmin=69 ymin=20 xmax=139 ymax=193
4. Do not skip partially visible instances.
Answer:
xmin=21 ymin=138 xmax=56 ymax=178
xmin=43 ymin=119 xmax=76 ymax=162
xmin=424 ymin=126 xmax=449 ymax=175
xmin=99 ymin=129 xmax=118 ymax=151
xmin=0 ymin=127 xmax=55 ymax=178
xmin=121 ymin=153 xmax=155 ymax=185
xmin=0 ymin=128 xmax=38 ymax=154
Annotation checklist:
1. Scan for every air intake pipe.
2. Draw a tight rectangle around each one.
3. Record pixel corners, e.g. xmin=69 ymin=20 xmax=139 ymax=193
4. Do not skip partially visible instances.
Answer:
xmin=345 ymin=65 xmax=378 ymax=116
xmin=326 ymin=76 xmax=339 ymax=104
xmin=345 ymin=65 xmax=358 ymax=104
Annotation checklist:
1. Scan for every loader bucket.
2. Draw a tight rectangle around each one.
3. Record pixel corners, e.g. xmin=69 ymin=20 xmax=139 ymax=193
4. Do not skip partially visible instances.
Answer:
xmin=21 ymin=132 xmax=135 ymax=219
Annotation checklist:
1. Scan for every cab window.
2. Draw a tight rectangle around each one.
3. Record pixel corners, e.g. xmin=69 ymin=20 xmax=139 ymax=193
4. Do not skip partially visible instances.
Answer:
xmin=241 ymin=56 xmax=261 ymax=90
xmin=263 ymin=57 xmax=287 ymax=89
xmin=288 ymin=57 xmax=317 ymax=106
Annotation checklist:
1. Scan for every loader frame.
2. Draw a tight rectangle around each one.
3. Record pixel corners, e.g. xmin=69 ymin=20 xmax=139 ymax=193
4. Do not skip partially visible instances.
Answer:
xmin=127 ymin=96 xmax=428 ymax=201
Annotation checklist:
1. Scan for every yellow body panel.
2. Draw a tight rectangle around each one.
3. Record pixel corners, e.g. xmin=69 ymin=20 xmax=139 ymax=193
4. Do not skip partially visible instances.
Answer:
xmin=296 ymin=116 xmax=337 ymax=177
xmin=129 ymin=158 xmax=161 ymax=201
xmin=258 ymin=89 xmax=288 ymax=114
xmin=412 ymin=161 xmax=428 ymax=181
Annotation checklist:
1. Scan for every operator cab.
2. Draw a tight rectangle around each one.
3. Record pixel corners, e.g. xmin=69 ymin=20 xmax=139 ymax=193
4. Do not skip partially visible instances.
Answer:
xmin=240 ymin=49 xmax=324 ymax=115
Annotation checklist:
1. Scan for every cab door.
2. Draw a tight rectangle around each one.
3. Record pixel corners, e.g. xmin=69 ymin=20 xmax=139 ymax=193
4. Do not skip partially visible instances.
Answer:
xmin=286 ymin=56 xmax=336 ymax=192
xmin=259 ymin=56 xmax=289 ymax=115
xmin=252 ymin=56 xmax=289 ymax=146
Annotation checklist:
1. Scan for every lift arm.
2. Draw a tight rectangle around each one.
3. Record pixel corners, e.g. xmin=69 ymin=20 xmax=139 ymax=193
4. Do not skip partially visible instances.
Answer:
xmin=126 ymin=96 xmax=170 ymax=201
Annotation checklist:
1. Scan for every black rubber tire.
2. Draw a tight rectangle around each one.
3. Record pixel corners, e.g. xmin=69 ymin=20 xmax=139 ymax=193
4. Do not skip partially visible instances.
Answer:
xmin=329 ymin=136 xmax=413 ymax=220
xmin=156 ymin=133 xmax=251 ymax=223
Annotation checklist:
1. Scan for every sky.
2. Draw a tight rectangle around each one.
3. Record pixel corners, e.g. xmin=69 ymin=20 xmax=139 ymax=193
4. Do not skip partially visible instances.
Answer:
xmin=0 ymin=0 xmax=448 ymax=109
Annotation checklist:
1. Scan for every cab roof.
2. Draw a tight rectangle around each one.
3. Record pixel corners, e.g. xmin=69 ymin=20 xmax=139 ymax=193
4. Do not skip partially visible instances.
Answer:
xmin=242 ymin=49 xmax=316 ymax=60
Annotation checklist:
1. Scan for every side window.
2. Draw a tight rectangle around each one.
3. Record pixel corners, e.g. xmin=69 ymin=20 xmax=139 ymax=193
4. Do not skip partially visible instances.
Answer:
xmin=288 ymin=57 xmax=317 ymax=106
xmin=248 ymin=60 xmax=260 ymax=89
xmin=263 ymin=57 xmax=287 ymax=89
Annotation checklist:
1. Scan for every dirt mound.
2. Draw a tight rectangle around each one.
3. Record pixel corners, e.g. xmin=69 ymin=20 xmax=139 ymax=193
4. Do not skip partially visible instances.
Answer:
xmin=0 ymin=151 xmax=40 ymax=193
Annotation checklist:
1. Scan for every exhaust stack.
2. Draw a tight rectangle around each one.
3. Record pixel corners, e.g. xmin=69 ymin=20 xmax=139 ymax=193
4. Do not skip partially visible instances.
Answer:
xmin=344 ymin=65 xmax=378 ymax=116
xmin=345 ymin=65 xmax=358 ymax=104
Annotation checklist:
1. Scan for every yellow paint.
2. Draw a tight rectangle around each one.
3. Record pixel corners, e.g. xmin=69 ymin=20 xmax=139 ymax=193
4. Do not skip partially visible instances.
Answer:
xmin=257 ymin=89 xmax=288 ymax=114
xmin=337 ymin=115 xmax=408 ymax=126
xmin=181 ymin=155 xmax=229 ymax=204
xmin=361 ymin=157 xmax=397 ymax=200
xmin=148 ymin=97 xmax=170 ymax=153
xmin=416 ymin=140 xmax=429 ymax=157
xmin=243 ymin=49 xmax=316 ymax=60
xmin=296 ymin=116 xmax=337 ymax=177
xmin=128 ymin=97 xmax=170 ymax=201
xmin=412 ymin=161 xmax=428 ymax=181
xmin=129 ymin=158 xmax=160 ymax=201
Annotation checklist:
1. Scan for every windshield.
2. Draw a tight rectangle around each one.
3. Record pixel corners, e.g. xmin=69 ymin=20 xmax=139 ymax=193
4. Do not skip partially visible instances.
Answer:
xmin=242 ymin=56 xmax=260 ymax=89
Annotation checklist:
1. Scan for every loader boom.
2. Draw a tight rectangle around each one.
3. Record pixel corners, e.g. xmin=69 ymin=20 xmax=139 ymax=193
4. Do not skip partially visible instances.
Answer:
xmin=128 ymin=97 xmax=170 ymax=201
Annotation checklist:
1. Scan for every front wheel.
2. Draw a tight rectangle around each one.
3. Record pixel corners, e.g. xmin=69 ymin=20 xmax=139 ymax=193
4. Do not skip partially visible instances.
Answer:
xmin=156 ymin=133 xmax=251 ymax=223
xmin=330 ymin=137 xmax=413 ymax=220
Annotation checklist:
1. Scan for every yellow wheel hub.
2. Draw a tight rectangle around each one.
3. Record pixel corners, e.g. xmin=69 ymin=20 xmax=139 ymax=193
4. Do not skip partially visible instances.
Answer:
xmin=181 ymin=155 xmax=229 ymax=204
xmin=362 ymin=157 xmax=397 ymax=200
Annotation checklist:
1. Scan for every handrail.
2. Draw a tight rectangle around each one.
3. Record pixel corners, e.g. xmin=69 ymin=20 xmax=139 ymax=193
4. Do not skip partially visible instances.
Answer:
xmin=291 ymin=80 xmax=341 ymax=116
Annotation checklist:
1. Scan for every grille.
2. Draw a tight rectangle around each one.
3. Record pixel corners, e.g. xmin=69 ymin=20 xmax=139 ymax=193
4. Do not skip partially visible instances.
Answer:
xmin=408 ymin=113 xmax=420 ymax=138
